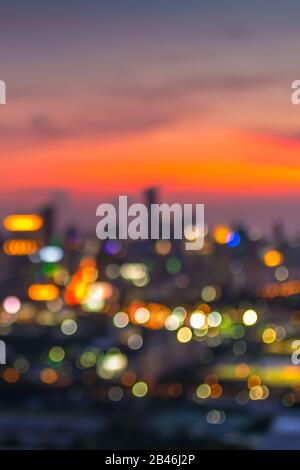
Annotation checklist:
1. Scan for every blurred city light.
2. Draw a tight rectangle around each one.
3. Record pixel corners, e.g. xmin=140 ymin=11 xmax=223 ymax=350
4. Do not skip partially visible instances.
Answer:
xmin=28 ymin=284 xmax=59 ymax=301
xmin=3 ymin=214 xmax=43 ymax=231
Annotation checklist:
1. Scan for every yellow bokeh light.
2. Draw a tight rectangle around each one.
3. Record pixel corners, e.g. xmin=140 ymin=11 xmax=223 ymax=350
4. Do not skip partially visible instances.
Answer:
xmin=243 ymin=309 xmax=257 ymax=326
xmin=249 ymin=385 xmax=264 ymax=400
xmin=262 ymin=328 xmax=277 ymax=344
xmin=263 ymin=249 xmax=283 ymax=267
xmin=3 ymin=214 xmax=43 ymax=232
xmin=132 ymin=381 xmax=148 ymax=397
xmin=213 ymin=225 xmax=231 ymax=244
xmin=196 ymin=383 xmax=211 ymax=399
xmin=177 ymin=327 xmax=192 ymax=343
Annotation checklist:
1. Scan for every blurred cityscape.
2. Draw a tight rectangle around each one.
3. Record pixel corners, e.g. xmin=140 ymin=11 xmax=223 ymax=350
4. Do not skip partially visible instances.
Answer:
xmin=1 ymin=187 xmax=300 ymax=450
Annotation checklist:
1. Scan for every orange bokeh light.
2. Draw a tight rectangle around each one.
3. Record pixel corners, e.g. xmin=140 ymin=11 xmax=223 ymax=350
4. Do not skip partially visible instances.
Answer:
xmin=28 ymin=284 xmax=59 ymax=301
xmin=3 ymin=214 xmax=43 ymax=232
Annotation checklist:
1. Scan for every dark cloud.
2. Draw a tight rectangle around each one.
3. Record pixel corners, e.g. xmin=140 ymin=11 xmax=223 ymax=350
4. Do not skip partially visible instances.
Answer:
xmin=111 ymin=74 xmax=278 ymax=104
xmin=0 ymin=111 xmax=176 ymax=144
xmin=248 ymin=128 xmax=300 ymax=144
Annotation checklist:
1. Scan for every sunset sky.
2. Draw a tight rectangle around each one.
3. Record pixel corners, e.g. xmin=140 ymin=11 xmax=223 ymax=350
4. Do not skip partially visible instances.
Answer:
xmin=1 ymin=0 xmax=300 ymax=230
